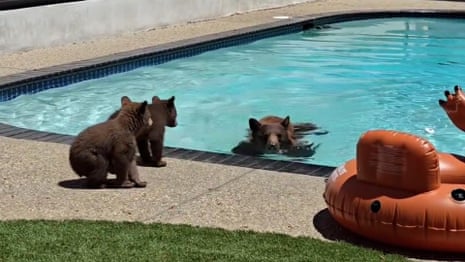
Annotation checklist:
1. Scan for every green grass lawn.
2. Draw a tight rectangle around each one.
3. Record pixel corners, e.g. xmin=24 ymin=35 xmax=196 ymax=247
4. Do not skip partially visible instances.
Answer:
xmin=0 ymin=220 xmax=406 ymax=262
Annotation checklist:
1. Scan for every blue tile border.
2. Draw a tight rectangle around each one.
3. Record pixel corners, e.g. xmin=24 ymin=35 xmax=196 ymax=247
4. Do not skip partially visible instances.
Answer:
xmin=0 ymin=24 xmax=302 ymax=102
xmin=1 ymin=9 xmax=465 ymax=176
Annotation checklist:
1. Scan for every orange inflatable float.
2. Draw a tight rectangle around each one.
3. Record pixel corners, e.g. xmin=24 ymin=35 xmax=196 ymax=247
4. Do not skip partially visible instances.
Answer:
xmin=323 ymin=85 xmax=465 ymax=252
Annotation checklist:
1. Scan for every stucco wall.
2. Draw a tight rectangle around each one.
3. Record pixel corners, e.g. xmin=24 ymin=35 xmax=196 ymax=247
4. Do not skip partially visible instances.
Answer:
xmin=0 ymin=0 xmax=313 ymax=54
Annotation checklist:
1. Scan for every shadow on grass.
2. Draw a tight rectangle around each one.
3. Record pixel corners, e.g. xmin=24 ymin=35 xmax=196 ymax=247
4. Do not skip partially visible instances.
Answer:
xmin=313 ymin=208 xmax=465 ymax=261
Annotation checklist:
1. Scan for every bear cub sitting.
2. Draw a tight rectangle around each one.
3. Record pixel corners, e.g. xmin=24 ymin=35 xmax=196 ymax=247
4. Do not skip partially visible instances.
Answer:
xmin=69 ymin=96 xmax=152 ymax=189
xmin=108 ymin=95 xmax=177 ymax=167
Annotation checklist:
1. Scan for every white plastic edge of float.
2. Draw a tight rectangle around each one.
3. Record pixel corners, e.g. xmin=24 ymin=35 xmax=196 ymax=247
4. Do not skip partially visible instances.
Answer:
xmin=329 ymin=164 xmax=346 ymax=183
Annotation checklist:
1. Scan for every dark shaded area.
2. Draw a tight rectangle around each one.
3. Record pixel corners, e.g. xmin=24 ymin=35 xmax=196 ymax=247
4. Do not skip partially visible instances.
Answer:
xmin=450 ymin=152 xmax=465 ymax=162
xmin=57 ymin=178 xmax=89 ymax=189
xmin=231 ymin=141 xmax=319 ymax=158
xmin=135 ymin=156 xmax=165 ymax=168
xmin=313 ymin=208 xmax=465 ymax=261
xmin=0 ymin=0 xmax=85 ymax=11
xmin=438 ymin=60 xmax=460 ymax=66
xmin=58 ymin=177 xmax=146 ymax=190
xmin=293 ymin=122 xmax=329 ymax=138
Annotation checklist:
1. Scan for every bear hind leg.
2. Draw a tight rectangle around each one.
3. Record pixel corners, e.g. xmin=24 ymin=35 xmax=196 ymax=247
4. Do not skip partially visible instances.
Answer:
xmin=137 ymin=137 xmax=152 ymax=163
xmin=150 ymin=139 xmax=167 ymax=167
xmin=129 ymin=160 xmax=147 ymax=188
xmin=107 ymin=156 xmax=135 ymax=188
xmin=85 ymin=154 xmax=110 ymax=189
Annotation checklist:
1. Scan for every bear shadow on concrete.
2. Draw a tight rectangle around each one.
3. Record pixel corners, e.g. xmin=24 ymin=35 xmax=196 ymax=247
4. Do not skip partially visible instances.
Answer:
xmin=313 ymin=208 xmax=465 ymax=261
xmin=58 ymin=177 xmax=145 ymax=190
xmin=58 ymin=178 xmax=90 ymax=189
xmin=59 ymin=156 xmax=158 ymax=189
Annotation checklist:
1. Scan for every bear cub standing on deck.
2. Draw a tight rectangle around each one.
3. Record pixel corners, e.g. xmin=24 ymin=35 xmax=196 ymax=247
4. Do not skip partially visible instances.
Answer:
xmin=69 ymin=96 xmax=152 ymax=189
xmin=109 ymin=95 xmax=177 ymax=167
xmin=249 ymin=115 xmax=296 ymax=152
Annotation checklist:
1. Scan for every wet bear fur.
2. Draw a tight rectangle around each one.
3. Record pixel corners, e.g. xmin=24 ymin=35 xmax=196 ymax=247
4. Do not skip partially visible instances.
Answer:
xmin=109 ymin=95 xmax=177 ymax=167
xmin=248 ymin=115 xmax=296 ymax=152
xmin=69 ymin=96 xmax=152 ymax=189
xmin=232 ymin=115 xmax=326 ymax=156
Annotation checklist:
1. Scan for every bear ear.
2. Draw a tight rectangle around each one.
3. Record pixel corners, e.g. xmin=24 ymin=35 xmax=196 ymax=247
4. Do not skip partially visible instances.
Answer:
xmin=152 ymin=96 xmax=161 ymax=104
xmin=281 ymin=116 xmax=290 ymax=128
xmin=249 ymin=118 xmax=261 ymax=132
xmin=138 ymin=101 xmax=148 ymax=115
xmin=121 ymin=96 xmax=132 ymax=106
xmin=167 ymin=96 xmax=175 ymax=107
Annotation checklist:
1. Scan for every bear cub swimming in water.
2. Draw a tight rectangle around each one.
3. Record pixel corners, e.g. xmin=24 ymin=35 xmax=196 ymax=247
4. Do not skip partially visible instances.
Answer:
xmin=232 ymin=115 xmax=326 ymax=157
xmin=108 ymin=95 xmax=177 ymax=167
xmin=249 ymin=115 xmax=296 ymax=152
xmin=69 ymin=96 xmax=152 ymax=189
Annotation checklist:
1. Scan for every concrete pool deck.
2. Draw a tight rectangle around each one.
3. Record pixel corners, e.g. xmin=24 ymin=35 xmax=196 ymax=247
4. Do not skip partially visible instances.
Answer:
xmin=2 ymin=0 xmax=465 ymax=260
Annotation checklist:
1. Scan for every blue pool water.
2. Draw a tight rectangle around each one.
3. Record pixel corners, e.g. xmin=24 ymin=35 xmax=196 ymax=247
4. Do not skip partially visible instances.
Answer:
xmin=2 ymin=17 xmax=465 ymax=167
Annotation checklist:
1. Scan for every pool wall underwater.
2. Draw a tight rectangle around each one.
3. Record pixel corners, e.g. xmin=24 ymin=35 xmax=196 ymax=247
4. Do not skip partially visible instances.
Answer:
xmin=2 ymin=10 xmax=465 ymax=177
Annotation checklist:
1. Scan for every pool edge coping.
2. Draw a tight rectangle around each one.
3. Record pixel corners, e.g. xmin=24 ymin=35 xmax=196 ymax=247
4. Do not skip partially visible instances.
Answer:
xmin=2 ymin=8 xmax=465 ymax=177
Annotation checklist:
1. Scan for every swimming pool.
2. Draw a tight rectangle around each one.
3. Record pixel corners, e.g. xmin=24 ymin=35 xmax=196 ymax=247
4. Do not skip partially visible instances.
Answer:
xmin=1 ymin=17 xmax=465 ymax=167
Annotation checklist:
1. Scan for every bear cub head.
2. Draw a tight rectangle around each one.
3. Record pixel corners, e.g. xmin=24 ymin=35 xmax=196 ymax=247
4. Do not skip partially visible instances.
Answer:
xmin=248 ymin=116 xmax=294 ymax=152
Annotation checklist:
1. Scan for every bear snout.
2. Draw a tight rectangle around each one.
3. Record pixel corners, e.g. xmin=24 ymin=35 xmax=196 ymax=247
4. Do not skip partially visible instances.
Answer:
xmin=266 ymin=135 xmax=280 ymax=150
xmin=267 ymin=144 xmax=279 ymax=150
xmin=167 ymin=119 xmax=177 ymax=127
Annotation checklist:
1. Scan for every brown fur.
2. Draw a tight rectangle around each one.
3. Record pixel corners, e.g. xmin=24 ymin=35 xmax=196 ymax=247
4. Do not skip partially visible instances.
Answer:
xmin=108 ymin=95 xmax=177 ymax=167
xmin=69 ymin=96 xmax=152 ymax=189
xmin=248 ymin=115 xmax=296 ymax=152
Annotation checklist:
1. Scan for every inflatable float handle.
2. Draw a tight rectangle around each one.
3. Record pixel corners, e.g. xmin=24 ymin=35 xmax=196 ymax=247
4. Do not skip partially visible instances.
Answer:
xmin=439 ymin=85 xmax=465 ymax=132
xmin=356 ymin=130 xmax=440 ymax=193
